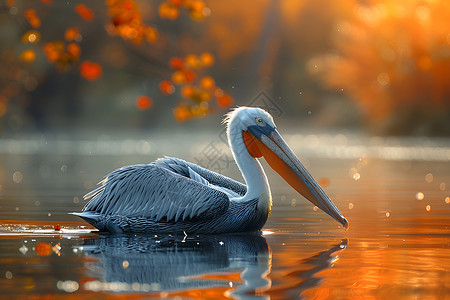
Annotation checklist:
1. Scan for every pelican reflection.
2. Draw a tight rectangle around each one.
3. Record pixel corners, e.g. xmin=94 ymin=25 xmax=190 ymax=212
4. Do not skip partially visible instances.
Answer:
xmin=75 ymin=234 xmax=347 ymax=298
xmin=77 ymin=233 xmax=270 ymax=294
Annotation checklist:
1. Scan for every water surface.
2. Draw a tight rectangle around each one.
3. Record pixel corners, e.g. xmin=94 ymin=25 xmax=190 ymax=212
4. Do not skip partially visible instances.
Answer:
xmin=0 ymin=133 xmax=449 ymax=299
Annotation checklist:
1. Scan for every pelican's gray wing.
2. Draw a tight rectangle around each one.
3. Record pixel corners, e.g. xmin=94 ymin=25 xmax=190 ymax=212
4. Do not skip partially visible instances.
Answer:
xmin=82 ymin=164 xmax=230 ymax=222
xmin=154 ymin=157 xmax=247 ymax=196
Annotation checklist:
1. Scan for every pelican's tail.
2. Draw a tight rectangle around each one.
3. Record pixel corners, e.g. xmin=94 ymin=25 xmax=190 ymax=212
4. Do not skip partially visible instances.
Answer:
xmin=69 ymin=212 xmax=106 ymax=232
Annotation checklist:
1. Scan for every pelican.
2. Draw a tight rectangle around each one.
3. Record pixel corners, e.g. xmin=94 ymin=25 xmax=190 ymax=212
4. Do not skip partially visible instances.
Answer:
xmin=72 ymin=107 xmax=348 ymax=233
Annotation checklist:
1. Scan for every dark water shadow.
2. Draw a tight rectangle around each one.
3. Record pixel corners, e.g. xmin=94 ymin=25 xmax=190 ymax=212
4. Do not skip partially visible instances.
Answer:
xmin=76 ymin=233 xmax=347 ymax=298
xmin=77 ymin=233 xmax=270 ymax=294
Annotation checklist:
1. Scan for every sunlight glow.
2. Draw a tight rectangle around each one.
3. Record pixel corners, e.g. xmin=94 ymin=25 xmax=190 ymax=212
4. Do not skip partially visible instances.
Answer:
xmin=416 ymin=192 xmax=425 ymax=200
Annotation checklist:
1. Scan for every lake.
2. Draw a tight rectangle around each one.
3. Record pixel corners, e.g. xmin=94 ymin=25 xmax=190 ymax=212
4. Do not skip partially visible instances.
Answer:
xmin=0 ymin=131 xmax=449 ymax=299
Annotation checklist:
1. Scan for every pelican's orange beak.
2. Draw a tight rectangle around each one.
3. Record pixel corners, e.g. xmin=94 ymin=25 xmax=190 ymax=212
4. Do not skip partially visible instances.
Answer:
xmin=243 ymin=127 xmax=349 ymax=230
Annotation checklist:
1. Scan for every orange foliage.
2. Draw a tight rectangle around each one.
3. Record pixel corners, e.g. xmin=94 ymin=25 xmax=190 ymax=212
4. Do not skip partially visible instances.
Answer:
xmin=173 ymin=103 xmax=192 ymax=122
xmin=184 ymin=70 xmax=196 ymax=83
xmin=75 ymin=4 xmax=94 ymax=21
xmin=43 ymin=41 xmax=81 ymax=70
xmin=217 ymin=93 xmax=233 ymax=108
xmin=163 ymin=52 xmax=234 ymax=122
xmin=43 ymin=41 xmax=65 ymax=62
xmin=158 ymin=0 xmax=210 ymax=21
xmin=312 ymin=0 xmax=450 ymax=134
xmin=136 ymin=95 xmax=153 ymax=110
xmin=159 ymin=80 xmax=175 ymax=95
xmin=159 ymin=2 xmax=180 ymax=20
xmin=185 ymin=0 xmax=209 ymax=21
xmin=170 ymin=70 xmax=184 ymax=85
xmin=24 ymin=9 xmax=41 ymax=28
xmin=200 ymin=76 xmax=215 ymax=90
xmin=200 ymin=52 xmax=215 ymax=67
xmin=67 ymin=43 xmax=81 ymax=57
xmin=169 ymin=0 xmax=183 ymax=6
xmin=106 ymin=0 xmax=158 ymax=44
xmin=20 ymin=49 xmax=36 ymax=62
xmin=80 ymin=61 xmax=102 ymax=81
xmin=181 ymin=85 xmax=195 ymax=98
xmin=64 ymin=27 xmax=81 ymax=42
xmin=169 ymin=57 xmax=184 ymax=69
xmin=9 ymin=0 xmax=231 ymax=123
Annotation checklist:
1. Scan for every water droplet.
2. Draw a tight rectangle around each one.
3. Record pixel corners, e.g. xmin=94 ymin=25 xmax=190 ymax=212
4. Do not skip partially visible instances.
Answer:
xmin=132 ymin=282 xmax=140 ymax=291
xmin=60 ymin=164 xmax=68 ymax=172
xmin=122 ymin=260 xmax=129 ymax=269
xmin=5 ymin=271 xmax=12 ymax=279
xmin=416 ymin=192 xmax=424 ymax=200
xmin=57 ymin=280 xmax=79 ymax=292
xmin=425 ymin=173 xmax=433 ymax=183
xmin=352 ymin=173 xmax=361 ymax=181
xmin=12 ymin=171 xmax=23 ymax=183
xmin=291 ymin=199 xmax=296 ymax=207
xmin=440 ymin=183 xmax=446 ymax=191
xmin=445 ymin=197 xmax=450 ymax=204
xmin=48 ymin=213 xmax=52 ymax=217
xmin=73 ymin=197 xmax=79 ymax=204
xmin=19 ymin=245 xmax=28 ymax=254
xmin=385 ymin=212 xmax=390 ymax=217
xmin=426 ymin=205 xmax=431 ymax=211
xmin=313 ymin=206 xmax=318 ymax=211
xmin=348 ymin=203 xmax=354 ymax=209
xmin=377 ymin=72 xmax=390 ymax=86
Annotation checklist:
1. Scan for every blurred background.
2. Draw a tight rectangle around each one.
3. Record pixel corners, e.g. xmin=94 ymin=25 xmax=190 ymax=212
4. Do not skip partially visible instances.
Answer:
xmin=1 ymin=0 xmax=449 ymax=136
xmin=1 ymin=2 xmax=449 ymax=297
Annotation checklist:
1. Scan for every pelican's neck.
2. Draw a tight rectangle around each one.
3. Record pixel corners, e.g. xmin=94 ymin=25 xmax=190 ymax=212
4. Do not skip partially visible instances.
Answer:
xmin=228 ymin=127 xmax=271 ymax=207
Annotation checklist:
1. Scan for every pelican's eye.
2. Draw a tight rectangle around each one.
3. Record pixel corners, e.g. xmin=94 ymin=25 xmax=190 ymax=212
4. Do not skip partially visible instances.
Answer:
xmin=255 ymin=117 xmax=266 ymax=126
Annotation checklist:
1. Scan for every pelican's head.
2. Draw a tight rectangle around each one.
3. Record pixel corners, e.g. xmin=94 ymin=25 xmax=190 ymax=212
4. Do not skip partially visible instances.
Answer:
xmin=225 ymin=106 xmax=349 ymax=230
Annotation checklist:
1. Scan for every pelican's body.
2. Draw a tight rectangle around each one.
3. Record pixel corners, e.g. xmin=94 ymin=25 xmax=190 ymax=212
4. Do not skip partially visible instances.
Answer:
xmin=73 ymin=107 xmax=348 ymax=233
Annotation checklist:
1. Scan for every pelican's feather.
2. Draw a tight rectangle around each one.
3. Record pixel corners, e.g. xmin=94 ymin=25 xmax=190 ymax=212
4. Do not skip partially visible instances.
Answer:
xmin=82 ymin=163 xmax=230 ymax=222
xmin=154 ymin=157 xmax=247 ymax=196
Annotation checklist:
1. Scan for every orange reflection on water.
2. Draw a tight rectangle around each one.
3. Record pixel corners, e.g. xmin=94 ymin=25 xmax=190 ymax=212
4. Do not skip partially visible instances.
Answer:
xmin=299 ymin=214 xmax=450 ymax=299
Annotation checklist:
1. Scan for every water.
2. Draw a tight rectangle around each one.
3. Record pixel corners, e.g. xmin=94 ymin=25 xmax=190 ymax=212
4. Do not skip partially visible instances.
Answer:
xmin=0 ymin=132 xmax=449 ymax=299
